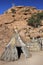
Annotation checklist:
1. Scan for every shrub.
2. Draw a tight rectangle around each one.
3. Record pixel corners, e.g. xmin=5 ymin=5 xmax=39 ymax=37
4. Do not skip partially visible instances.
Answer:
xmin=27 ymin=14 xmax=41 ymax=27
xmin=37 ymin=12 xmax=43 ymax=19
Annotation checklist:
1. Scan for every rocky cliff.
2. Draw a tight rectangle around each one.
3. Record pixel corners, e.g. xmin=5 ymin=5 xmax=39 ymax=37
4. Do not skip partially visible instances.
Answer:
xmin=0 ymin=6 xmax=43 ymax=55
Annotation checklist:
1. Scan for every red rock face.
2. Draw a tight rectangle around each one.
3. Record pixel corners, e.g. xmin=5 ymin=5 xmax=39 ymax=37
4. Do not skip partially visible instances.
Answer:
xmin=0 ymin=6 xmax=43 ymax=55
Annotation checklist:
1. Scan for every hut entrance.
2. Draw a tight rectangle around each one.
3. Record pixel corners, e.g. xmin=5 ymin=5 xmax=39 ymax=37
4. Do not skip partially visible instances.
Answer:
xmin=16 ymin=46 xmax=23 ymax=58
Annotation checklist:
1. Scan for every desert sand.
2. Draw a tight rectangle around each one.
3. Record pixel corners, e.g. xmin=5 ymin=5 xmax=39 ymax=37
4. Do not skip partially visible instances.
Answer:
xmin=0 ymin=51 xmax=43 ymax=65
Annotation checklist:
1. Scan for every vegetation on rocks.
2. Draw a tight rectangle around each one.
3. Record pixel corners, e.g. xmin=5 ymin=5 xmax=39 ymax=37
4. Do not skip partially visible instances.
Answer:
xmin=27 ymin=12 xmax=43 ymax=27
xmin=37 ymin=12 xmax=43 ymax=19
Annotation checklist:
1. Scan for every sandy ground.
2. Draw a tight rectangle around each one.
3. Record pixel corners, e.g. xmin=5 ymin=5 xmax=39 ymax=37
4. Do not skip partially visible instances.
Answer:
xmin=0 ymin=51 xmax=43 ymax=65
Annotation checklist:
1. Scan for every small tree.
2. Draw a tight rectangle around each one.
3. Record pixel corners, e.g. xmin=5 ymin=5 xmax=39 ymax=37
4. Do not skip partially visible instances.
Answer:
xmin=27 ymin=14 xmax=41 ymax=27
xmin=27 ymin=12 xmax=43 ymax=27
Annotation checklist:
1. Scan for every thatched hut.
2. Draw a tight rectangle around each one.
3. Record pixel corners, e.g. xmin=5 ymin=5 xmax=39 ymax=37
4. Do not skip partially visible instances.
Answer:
xmin=0 ymin=29 xmax=30 ymax=61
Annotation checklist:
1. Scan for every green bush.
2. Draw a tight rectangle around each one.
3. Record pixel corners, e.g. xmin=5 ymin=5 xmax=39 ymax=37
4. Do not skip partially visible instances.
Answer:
xmin=27 ymin=15 xmax=40 ymax=27
xmin=27 ymin=12 xmax=43 ymax=27
xmin=37 ymin=12 xmax=43 ymax=19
